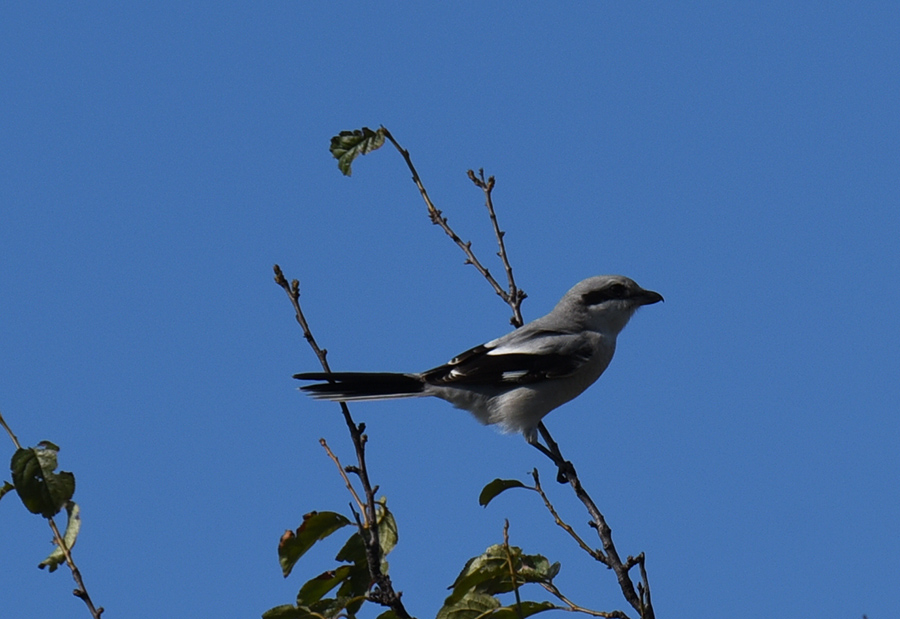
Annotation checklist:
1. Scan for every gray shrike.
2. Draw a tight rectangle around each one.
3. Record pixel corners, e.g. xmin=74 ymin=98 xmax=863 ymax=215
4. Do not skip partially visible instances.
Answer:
xmin=294 ymin=275 xmax=663 ymax=454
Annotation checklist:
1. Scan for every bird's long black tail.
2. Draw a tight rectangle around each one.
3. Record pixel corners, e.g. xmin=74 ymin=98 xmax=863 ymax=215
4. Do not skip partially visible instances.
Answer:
xmin=293 ymin=372 xmax=426 ymax=402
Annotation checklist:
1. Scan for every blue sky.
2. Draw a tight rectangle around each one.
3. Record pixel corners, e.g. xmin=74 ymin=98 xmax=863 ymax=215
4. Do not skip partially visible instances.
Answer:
xmin=2 ymin=3 xmax=898 ymax=618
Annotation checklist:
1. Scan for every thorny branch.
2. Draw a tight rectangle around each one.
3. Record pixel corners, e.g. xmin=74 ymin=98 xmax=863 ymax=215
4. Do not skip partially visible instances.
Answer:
xmin=273 ymin=266 xmax=412 ymax=619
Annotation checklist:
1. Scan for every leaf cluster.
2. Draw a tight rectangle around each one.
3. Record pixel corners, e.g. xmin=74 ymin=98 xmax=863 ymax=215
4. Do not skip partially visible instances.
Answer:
xmin=437 ymin=544 xmax=560 ymax=619
xmin=2 ymin=441 xmax=81 ymax=573
xmin=330 ymin=127 xmax=387 ymax=176
xmin=264 ymin=501 xmax=399 ymax=619
xmin=271 ymin=126 xmax=656 ymax=619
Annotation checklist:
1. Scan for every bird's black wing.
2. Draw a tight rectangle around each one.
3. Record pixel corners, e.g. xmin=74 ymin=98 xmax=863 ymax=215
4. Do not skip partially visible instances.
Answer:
xmin=421 ymin=330 xmax=594 ymax=386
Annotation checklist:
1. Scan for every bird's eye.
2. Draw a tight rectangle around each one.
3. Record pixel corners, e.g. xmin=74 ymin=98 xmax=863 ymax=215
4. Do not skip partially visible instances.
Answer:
xmin=608 ymin=283 xmax=627 ymax=297
xmin=581 ymin=282 xmax=629 ymax=305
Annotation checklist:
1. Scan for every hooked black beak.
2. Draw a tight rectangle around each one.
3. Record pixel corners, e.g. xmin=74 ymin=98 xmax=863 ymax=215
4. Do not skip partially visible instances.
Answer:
xmin=637 ymin=289 xmax=664 ymax=305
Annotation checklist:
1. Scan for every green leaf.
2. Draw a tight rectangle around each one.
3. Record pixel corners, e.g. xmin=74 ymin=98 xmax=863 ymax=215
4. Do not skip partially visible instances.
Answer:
xmin=446 ymin=545 xmax=512 ymax=604
xmin=334 ymin=501 xmax=396 ymax=614
xmin=479 ymin=479 xmax=527 ymax=507
xmin=264 ymin=598 xmax=365 ymax=619
xmin=279 ymin=511 xmax=351 ymax=577
xmin=330 ymin=127 xmax=386 ymax=176
xmin=310 ymin=595 xmax=367 ymax=619
xmin=338 ymin=562 xmax=372 ymax=613
xmin=335 ymin=501 xmax=397 ymax=565
xmin=262 ymin=604 xmax=314 ymax=619
xmin=447 ymin=545 xmax=560 ymax=604
xmin=10 ymin=442 xmax=75 ymax=518
xmin=335 ymin=561 xmax=371 ymax=613
xmin=0 ymin=480 xmax=14 ymax=501
xmin=335 ymin=529 xmax=366 ymax=564
xmin=513 ymin=553 xmax=560 ymax=585
xmin=39 ymin=501 xmax=81 ymax=572
xmin=437 ymin=591 xmax=501 ymax=619
xmin=490 ymin=601 xmax=557 ymax=619
xmin=377 ymin=502 xmax=399 ymax=558
xmin=296 ymin=566 xmax=353 ymax=606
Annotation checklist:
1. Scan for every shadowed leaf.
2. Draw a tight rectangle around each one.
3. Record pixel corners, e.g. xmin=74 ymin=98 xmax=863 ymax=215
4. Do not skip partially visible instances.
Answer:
xmin=10 ymin=442 xmax=75 ymax=518
xmin=279 ymin=511 xmax=351 ymax=577
xmin=296 ymin=566 xmax=353 ymax=606
xmin=335 ymin=528 xmax=366 ymax=565
xmin=310 ymin=595 xmax=367 ymax=619
xmin=335 ymin=500 xmax=397 ymax=565
xmin=262 ymin=604 xmax=314 ymax=619
xmin=437 ymin=591 xmax=501 ymax=619
xmin=334 ymin=501 xmax=397 ymax=614
xmin=263 ymin=595 xmax=367 ymax=619
xmin=335 ymin=561 xmax=370 ymax=612
xmin=479 ymin=479 xmax=527 ymax=507
xmin=491 ymin=601 xmax=557 ymax=619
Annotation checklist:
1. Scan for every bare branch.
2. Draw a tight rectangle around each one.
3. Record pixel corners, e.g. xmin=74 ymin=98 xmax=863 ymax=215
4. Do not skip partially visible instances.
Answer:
xmin=0 ymin=410 xmax=22 ymax=449
xmin=530 ymin=469 xmax=606 ymax=563
xmin=319 ymin=438 xmax=366 ymax=515
xmin=637 ymin=554 xmax=652 ymax=617
xmin=532 ymin=428 xmax=653 ymax=618
xmin=502 ymin=520 xmax=524 ymax=619
xmin=381 ymin=128 xmax=523 ymax=323
xmin=48 ymin=512 xmax=104 ymax=619
xmin=541 ymin=581 xmax=632 ymax=619
xmin=467 ymin=169 xmax=525 ymax=327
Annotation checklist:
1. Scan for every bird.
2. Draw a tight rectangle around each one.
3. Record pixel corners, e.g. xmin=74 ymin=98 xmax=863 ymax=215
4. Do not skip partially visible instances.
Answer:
xmin=294 ymin=275 xmax=663 ymax=457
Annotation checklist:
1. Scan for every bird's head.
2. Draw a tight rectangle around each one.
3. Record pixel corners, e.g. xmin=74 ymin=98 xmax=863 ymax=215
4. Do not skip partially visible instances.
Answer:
xmin=556 ymin=275 xmax=663 ymax=336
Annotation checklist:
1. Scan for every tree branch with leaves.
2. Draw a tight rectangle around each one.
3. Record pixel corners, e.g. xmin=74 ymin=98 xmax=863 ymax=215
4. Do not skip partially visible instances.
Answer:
xmin=270 ymin=126 xmax=655 ymax=619
xmin=0 ymin=410 xmax=103 ymax=619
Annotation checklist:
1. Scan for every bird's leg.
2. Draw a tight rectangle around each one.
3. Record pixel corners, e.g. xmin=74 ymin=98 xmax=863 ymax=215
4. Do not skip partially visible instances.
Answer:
xmin=529 ymin=422 xmax=575 ymax=484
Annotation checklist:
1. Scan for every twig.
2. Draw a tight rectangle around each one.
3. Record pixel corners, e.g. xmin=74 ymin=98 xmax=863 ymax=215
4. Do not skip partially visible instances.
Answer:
xmin=382 ymin=128 xmax=525 ymax=324
xmin=556 ymin=454 xmax=652 ymax=618
xmin=319 ymin=438 xmax=366 ymax=515
xmin=530 ymin=470 xmax=605 ymax=563
xmin=502 ymin=520 xmax=524 ymax=619
xmin=540 ymin=581 xmax=631 ymax=619
xmin=0 ymin=410 xmax=22 ymax=449
xmin=467 ymin=169 xmax=525 ymax=327
xmin=274 ymin=265 xmax=412 ymax=619
xmin=3 ymin=411 xmax=103 ymax=618
xmin=637 ymin=554 xmax=652 ymax=617
xmin=530 ymin=464 xmax=653 ymax=618
xmin=47 ymin=515 xmax=104 ymax=619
